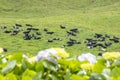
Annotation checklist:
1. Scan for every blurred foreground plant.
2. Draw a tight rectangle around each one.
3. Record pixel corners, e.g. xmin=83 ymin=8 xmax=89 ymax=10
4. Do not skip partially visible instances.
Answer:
xmin=0 ymin=48 xmax=120 ymax=80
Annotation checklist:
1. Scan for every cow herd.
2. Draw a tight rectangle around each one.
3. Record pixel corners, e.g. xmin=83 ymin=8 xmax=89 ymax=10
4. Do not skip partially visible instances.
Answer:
xmin=0 ymin=24 xmax=41 ymax=40
xmin=0 ymin=23 xmax=120 ymax=52
xmin=85 ymin=33 xmax=120 ymax=51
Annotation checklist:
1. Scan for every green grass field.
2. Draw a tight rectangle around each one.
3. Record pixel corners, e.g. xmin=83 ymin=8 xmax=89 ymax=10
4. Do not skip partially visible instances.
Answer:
xmin=0 ymin=0 xmax=120 ymax=56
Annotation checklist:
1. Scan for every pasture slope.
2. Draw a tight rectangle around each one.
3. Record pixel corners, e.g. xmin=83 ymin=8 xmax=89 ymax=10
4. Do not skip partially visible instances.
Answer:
xmin=0 ymin=0 xmax=120 ymax=56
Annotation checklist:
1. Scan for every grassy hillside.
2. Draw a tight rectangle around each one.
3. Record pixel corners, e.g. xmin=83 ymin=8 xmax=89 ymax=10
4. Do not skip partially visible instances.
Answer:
xmin=0 ymin=0 xmax=120 ymax=56
xmin=0 ymin=0 xmax=119 ymax=18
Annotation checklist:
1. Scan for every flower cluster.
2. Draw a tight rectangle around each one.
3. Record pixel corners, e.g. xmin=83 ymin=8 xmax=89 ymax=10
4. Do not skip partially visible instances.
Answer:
xmin=36 ymin=48 xmax=69 ymax=64
xmin=78 ymin=53 xmax=97 ymax=64
xmin=103 ymin=52 xmax=120 ymax=60
xmin=81 ymin=63 xmax=94 ymax=70
xmin=53 ymin=48 xmax=69 ymax=58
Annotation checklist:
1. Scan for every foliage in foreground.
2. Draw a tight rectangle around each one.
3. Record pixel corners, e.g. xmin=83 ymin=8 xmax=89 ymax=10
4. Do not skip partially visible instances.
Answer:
xmin=0 ymin=48 xmax=120 ymax=80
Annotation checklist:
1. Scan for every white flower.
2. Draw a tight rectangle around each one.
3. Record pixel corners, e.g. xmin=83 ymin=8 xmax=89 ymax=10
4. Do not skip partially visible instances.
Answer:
xmin=106 ymin=61 xmax=111 ymax=67
xmin=78 ymin=53 xmax=97 ymax=64
xmin=23 ymin=54 xmax=36 ymax=64
xmin=2 ymin=58 xmax=7 ymax=63
xmin=23 ymin=54 xmax=29 ymax=60
xmin=0 ymin=48 xmax=4 ymax=53
xmin=36 ymin=48 xmax=59 ymax=64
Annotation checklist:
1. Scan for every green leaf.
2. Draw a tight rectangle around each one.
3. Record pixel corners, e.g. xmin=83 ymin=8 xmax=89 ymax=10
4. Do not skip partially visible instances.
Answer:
xmin=43 ymin=60 xmax=58 ymax=72
xmin=112 ymin=76 xmax=120 ymax=80
xmin=58 ymin=59 xmax=69 ymax=69
xmin=89 ymin=73 xmax=106 ymax=80
xmin=68 ymin=60 xmax=81 ymax=72
xmin=22 ymin=76 xmax=32 ymax=80
xmin=22 ymin=69 xmax=37 ymax=78
xmin=1 ymin=60 xmax=16 ymax=74
xmin=97 ymin=57 xmax=106 ymax=64
xmin=5 ymin=73 xmax=17 ymax=80
xmin=113 ymin=58 xmax=120 ymax=67
xmin=72 ymin=74 xmax=88 ymax=80
xmin=92 ymin=62 xmax=106 ymax=73
xmin=33 ymin=72 xmax=43 ymax=80
xmin=77 ymin=70 xmax=86 ymax=76
xmin=13 ymin=64 xmax=22 ymax=75
xmin=22 ymin=69 xmax=37 ymax=80
xmin=0 ymin=62 xmax=7 ymax=69
xmin=22 ymin=59 xmax=35 ymax=70
xmin=9 ymin=53 xmax=23 ymax=63
xmin=35 ymin=61 xmax=44 ymax=72
xmin=111 ymin=67 xmax=120 ymax=77
xmin=0 ymin=75 xmax=5 ymax=80
xmin=102 ymin=69 xmax=111 ymax=80
xmin=64 ymin=73 xmax=72 ymax=80
xmin=48 ymin=74 xmax=59 ymax=80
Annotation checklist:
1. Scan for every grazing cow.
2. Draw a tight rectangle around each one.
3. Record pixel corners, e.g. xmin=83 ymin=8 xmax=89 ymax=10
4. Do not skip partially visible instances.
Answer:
xmin=3 ymin=48 xmax=7 ymax=52
xmin=86 ymin=38 xmax=93 ymax=41
xmin=26 ymin=24 xmax=33 ymax=27
xmin=4 ymin=30 xmax=11 ymax=33
xmin=109 ymin=36 xmax=119 ymax=43
xmin=85 ymin=38 xmax=100 ymax=49
xmin=12 ymin=30 xmax=19 ymax=35
xmin=27 ymin=28 xmax=33 ymax=30
xmin=86 ymin=39 xmax=97 ymax=44
xmin=113 ymin=39 xmax=119 ymax=43
xmin=15 ymin=24 xmax=22 ymax=27
xmin=36 ymin=32 xmax=41 ymax=35
xmin=94 ymin=33 xmax=103 ymax=38
xmin=67 ymin=42 xmax=73 ymax=46
xmin=48 ymin=40 xmax=53 ymax=42
xmin=44 ymin=28 xmax=48 ymax=32
xmin=98 ymin=37 xmax=105 ymax=41
xmin=76 ymin=41 xmax=81 ymax=44
xmin=98 ymin=53 xmax=102 ymax=56
xmin=23 ymin=30 xmax=31 ymax=34
xmin=23 ymin=34 xmax=31 ymax=40
xmin=86 ymin=43 xmax=97 ymax=49
xmin=60 ymin=25 xmax=66 ymax=29
xmin=70 ymin=28 xmax=79 ymax=33
xmin=97 ymin=43 xmax=106 ymax=48
xmin=27 ymin=27 xmax=39 ymax=31
xmin=66 ymin=31 xmax=76 ymax=36
xmin=1 ymin=26 xmax=7 ymax=29
xmin=33 ymin=36 xmax=41 ymax=40
xmin=66 ymin=38 xmax=80 ymax=46
xmin=105 ymin=34 xmax=110 ymax=38
xmin=46 ymin=31 xmax=54 ymax=35
xmin=113 ymin=36 xmax=119 ymax=43
xmin=105 ymin=42 xmax=112 ymax=47
xmin=32 ymin=28 xmax=39 ymax=31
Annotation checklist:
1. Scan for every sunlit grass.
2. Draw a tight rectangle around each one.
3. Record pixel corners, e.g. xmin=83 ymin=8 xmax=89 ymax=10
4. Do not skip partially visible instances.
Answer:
xmin=0 ymin=0 xmax=120 ymax=56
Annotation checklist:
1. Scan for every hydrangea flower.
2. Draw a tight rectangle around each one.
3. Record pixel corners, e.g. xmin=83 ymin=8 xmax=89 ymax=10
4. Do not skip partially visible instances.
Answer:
xmin=52 ymin=48 xmax=69 ymax=58
xmin=0 ymin=48 xmax=4 ymax=53
xmin=78 ymin=53 xmax=97 ymax=64
xmin=2 ymin=58 xmax=7 ymax=63
xmin=36 ymin=48 xmax=69 ymax=64
xmin=80 ymin=63 xmax=94 ymax=70
xmin=103 ymin=52 xmax=120 ymax=60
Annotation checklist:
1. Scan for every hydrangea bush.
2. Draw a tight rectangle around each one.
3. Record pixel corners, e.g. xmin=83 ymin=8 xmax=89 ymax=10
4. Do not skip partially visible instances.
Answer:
xmin=0 ymin=48 xmax=120 ymax=80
